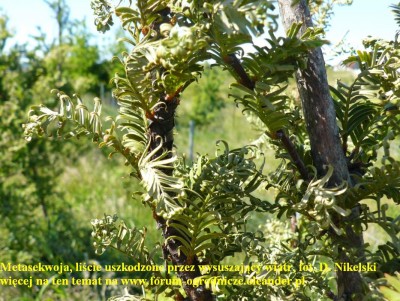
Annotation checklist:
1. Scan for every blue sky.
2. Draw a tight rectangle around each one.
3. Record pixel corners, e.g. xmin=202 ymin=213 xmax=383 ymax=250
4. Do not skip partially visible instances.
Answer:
xmin=0 ymin=0 xmax=398 ymax=63
xmin=324 ymin=0 xmax=398 ymax=63
xmin=1 ymin=0 xmax=92 ymax=43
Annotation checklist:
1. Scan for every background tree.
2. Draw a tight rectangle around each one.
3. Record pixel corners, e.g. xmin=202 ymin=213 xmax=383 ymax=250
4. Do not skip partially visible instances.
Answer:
xmin=0 ymin=3 xmax=121 ymax=299
xmin=33 ymin=0 xmax=110 ymax=99
xmin=0 ymin=14 xmax=84 ymax=297
xmin=24 ymin=1 xmax=400 ymax=301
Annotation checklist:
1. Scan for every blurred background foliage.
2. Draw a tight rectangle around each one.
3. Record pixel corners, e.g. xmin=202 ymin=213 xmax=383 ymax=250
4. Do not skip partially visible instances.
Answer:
xmin=0 ymin=0 xmax=399 ymax=300
xmin=0 ymin=1 xmax=134 ymax=299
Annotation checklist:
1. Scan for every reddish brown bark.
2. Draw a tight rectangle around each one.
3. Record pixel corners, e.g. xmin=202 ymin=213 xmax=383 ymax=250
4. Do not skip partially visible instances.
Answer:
xmin=149 ymin=95 xmax=214 ymax=301
xmin=146 ymin=8 xmax=214 ymax=300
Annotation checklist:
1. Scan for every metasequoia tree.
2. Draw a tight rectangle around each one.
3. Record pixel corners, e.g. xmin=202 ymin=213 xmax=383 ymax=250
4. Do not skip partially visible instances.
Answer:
xmin=25 ymin=0 xmax=400 ymax=300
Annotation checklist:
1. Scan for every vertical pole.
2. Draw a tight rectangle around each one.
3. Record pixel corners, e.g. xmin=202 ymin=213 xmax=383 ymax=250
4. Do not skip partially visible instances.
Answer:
xmin=189 ymin=120 xmax=195 ymax=162
xmin=100 ymin=82 xmax=105 ymax=103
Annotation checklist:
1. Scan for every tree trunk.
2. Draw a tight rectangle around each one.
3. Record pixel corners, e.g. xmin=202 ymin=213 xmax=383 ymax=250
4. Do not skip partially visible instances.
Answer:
xmin=277 ymin=1 xmax=364 ymax=300
xmin=146 ymin=8 xmax=214 ymax=300
xmin=148 ymin=95 xmax=214 ymax=301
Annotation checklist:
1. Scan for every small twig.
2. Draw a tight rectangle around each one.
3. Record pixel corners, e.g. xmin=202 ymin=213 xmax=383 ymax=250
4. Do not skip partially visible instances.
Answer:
xmin=277 ymin=130 xmax=310 ymax=180
xmin=290 ymin=214 xmax=298 ymax=248
xmin=225 ymin=53 xmax=310 ymax=181
xmin=224 ymin=54 xmax=255 ymax=90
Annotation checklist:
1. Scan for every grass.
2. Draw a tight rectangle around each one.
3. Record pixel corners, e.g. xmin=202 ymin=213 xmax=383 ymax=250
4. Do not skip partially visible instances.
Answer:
xmin=61 ymin=148 xmax=163 ymax=252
